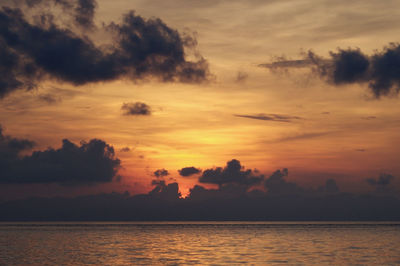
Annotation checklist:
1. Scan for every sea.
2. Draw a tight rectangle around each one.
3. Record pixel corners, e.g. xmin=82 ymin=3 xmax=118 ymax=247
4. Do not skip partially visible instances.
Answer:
xmin=0 ymin=222 xmax=399 ymax=265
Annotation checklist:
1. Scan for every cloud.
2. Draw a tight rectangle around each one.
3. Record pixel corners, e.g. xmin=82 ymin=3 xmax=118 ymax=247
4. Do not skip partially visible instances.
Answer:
xmin=0 ymin=126 xmax=121 ymax=184
xmin=264 ymin=168 xmax=303 ymax=195
xmin=119 ymin=147 xmax=131 ymax=152
xmin=121 ymin=102 xmax=151 ymax=116
xmin=366 ymin=173 xmax=397 ymax=193
xmin=154 ymin=168 xmax=169 ymax=178
xmin=149 ymin=181 xmax=181 ymax=201
xmin=234 ymin=113 xmax=302 ymax=123
xmin=235 ymin=71 xmax=248 ymax=83
xmin=21 ymin=0 xmax=98 ymax=29
xmin=199 ymin=159 xmax=264 ymax=189
xmin=3 ymin=176 xmax=400 ymax=221
xmin=0 ymin=3 xmax=210 ymax=98
xmin=0 ymin=156 xmax=399 ymax=221
xmin=274 ymin=132 xmax=332 ymax=143
xmin=318 ymin=179 xmax=340 ymax=194
xmin=367 ymin=173 xmax=395 ymax=187
xmin=259 ymin=51 xmax=330 ymax=70
xmin=259 ymin=58 xmax=315 ymax=69
xmin=328 ymin=49 xmax=370 ymax=84
xmin=0 ymin=125 xmax=35 ymax=161
xmin=362 ymin=116 xmax=377 ymax=120
xmin=260 ymin=44 xmax=400 ymax=98
xmin=74 ymin=0 xmax=97 ymax=29
xmin=178 ymin=166 xmax=201 ymax=177
xmin=37 ymin=93 xmax=61 ymax=104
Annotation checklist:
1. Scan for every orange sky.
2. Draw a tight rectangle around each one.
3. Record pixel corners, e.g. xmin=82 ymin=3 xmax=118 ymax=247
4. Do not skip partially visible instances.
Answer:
xmin=1 ymin=0 xmax=400 ymax=198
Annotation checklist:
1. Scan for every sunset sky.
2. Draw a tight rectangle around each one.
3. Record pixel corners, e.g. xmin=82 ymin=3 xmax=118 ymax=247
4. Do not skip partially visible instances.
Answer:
xmin=1 ymin=0 xmax=400 ymax=200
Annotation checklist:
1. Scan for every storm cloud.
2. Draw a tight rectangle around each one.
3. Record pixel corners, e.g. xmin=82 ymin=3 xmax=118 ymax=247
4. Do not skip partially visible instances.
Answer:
xmin=0 ymin=2 xmax=210 ymax=98
xmin=0 ymin=126 xmax=121 ymax=184
xmin=260 ymin=44 xmax=400 ymax=98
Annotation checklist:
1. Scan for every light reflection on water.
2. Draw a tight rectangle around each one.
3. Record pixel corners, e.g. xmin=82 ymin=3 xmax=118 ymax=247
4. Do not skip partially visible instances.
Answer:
xmin=0 ymin=222 xmax=399 ymax=265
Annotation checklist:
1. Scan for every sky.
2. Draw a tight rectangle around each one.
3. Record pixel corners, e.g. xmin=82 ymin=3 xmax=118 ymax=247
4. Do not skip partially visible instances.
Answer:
xmin=0 ymin=0 xmax=400 ymax=207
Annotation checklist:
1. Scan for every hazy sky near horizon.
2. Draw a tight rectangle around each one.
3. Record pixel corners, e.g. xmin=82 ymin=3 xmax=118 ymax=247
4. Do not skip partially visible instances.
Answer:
xmin=1 ymin=0 xmax=400 ymax=198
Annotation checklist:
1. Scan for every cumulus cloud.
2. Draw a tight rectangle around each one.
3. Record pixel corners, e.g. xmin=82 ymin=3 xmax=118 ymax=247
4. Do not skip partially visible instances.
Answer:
xmin=149 ymin=181 xmax=181 ymax=201
xmin=0 ymin=125 xmax=35 ymax=161
xmin=199 ymin=159 xmax=264 ymax=189
xmin=0 ymin=1 xmax=210 ymax=98
xmin=260 ymin=44 xmax=400 ymax=98
xmin=178 ymin=166 xmax=201 ymax=177
xmin=264 ymin=168 xmax=303 ymax=195
xmin=0 ymin=126 xmax=121 ymax=184
xmin=234 ymin=113 xmax=302 ymax=123
xmin=121 ymin=102 xmax=151 ymax=116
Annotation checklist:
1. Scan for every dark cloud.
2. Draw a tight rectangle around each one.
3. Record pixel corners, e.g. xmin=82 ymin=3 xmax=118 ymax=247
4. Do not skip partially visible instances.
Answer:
xmin=0 ymin=125 xmax=35 ymax=163
xmin=21 ymin=0 xmax=97 ymax=29
xmin=154 ymin=168 xmax=169 ymax=178
xmin=329 ymin=49 xmax=369 ymax=84
xmin=367 ymin=173 xmax=395 ymax=187
xmin=37 ymin=93 xmax=60 ymax=104
xmin=119 ymin=147 xmax=131 ymax=152
xmin=0 ymin=3 xmax=210 ymax=98
xmin=264 ymin=168 xmax=303 ymax=196
xmin=199 ymin=159 xmax=264 ymax=189
xmin=121 ymin=102 xmax=151 ymax=116
xmin=2 ymin=177 xmax=400 ymax=221
xmin=0 ymin=156 xmax=399 ymax=221
xmin=366 ymin=173 xmax=397 ymax=194
xmin=234 ymin=113 xmax=302 ymax=123
xmin=178 ymin=166 xmax=201 ymax=177
xmin=0 ymin=127 xmax=120 ymax=184
xmin=74 ymin=0 xmax=97 ymax=29
xmin=261 ymin=44 xmax=400 ymax=98
xmin=149 ymin=181 xmax=181 ymax=201
xmin=318 ymin=179 xmax=340 ymax=194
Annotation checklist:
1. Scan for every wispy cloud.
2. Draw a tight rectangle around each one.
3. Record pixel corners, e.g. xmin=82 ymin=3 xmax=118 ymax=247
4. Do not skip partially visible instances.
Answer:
xmin=274 ymin=132 xmax=333 ymax=142
xmin=234 ymin=113 xmax=302 ymax=123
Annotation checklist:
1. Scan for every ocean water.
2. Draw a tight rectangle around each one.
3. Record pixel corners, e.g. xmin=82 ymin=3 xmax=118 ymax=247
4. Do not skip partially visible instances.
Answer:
xmin=0 ymin=222 xmax=399 ymax=265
